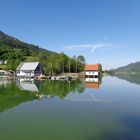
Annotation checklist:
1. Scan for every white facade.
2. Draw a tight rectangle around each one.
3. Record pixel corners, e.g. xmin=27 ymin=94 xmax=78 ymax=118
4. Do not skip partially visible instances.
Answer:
xmin=85 ymin=78 xmax=99 ymax=82
xmin=85 ymin=71 xmax=99 ymax=76
xmin=16 ymin=71 xmax=34 ymax=77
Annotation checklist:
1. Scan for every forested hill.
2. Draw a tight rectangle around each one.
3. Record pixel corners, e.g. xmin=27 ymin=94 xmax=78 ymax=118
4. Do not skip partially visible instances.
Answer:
xmin=108 ymin=61 xmax=140 ymax=74
xmin=0 ymin=31 xmax=85 ymax=74
xmin=0 ymin=30 xmax=57 ymax=55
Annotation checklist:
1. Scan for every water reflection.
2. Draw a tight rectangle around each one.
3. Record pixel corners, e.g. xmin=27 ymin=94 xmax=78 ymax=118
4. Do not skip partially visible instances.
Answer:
xmin=115 ymin=74 xmax=140 ymax=85
xmin=2 ymin=73 xmax=140 ymax=113
xmin=65 ymin=77 xmax=102 ymax=102
xmin=1 ymin=76 xmax=140 ymax=140
xmin=0 ymin=77 xmax=103 ymax=112
xmin=84 ymin=77 xmax=102 ymax=89
xmin=0 ymin=78 xmax=13 ymax=87
xmin=0 ymin=79 xmax=37 ymax=113
xmin=16 ymin=78 xmax=39 ymax=92
xmin=4 ymin=74 xmax=140 ymax=113
xmin=35 ymin=80 xmax=85 ymax=99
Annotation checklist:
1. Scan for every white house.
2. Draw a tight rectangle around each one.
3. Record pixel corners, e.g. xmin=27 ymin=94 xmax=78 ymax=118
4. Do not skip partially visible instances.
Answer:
xmin=16 ymin=62 xmax=43 ymax=77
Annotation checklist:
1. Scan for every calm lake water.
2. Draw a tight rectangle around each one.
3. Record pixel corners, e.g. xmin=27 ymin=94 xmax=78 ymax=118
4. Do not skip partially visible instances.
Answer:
xmin=0 ymin=75 xmax=140 ymax=140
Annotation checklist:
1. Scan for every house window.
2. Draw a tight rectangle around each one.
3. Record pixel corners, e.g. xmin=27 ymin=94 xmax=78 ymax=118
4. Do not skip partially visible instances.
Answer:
xmin=89 ymin=71 xmax=94 ymax=74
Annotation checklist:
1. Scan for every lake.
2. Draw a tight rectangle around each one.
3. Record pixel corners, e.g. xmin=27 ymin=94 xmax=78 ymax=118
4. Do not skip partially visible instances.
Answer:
xmin=0 ymin=75 xmax=140 ymax=140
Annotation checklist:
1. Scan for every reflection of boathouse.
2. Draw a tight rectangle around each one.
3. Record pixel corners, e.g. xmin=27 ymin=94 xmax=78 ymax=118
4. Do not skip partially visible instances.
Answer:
xmin=85 ymin=82 xmax=100 ymax=89
xmin=16 ymin=79 xmax=39 ymax=92
xmin=84 ymin=77 xmax=102 ymax=89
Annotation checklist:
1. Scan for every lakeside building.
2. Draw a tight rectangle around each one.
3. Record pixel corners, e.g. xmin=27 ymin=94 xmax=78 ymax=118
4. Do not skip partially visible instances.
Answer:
xmin=16 ymin=62 xmax=43 ymax=77
xmin=85 ymin=64 xmax=102 ymax=77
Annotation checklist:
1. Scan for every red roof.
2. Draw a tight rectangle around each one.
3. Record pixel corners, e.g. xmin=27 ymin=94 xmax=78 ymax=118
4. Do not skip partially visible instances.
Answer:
xmin=85 ymin=64 xmax=99 ymax=71
xmin=85 ymin=83 xmax=100 ymax=89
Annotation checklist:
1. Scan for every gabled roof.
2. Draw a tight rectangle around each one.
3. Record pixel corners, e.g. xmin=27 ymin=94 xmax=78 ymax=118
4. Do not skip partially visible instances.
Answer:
xmin=16 ymin=62 xmax=39 ymax=71
xmin=85 ymin=64 xmax=99 ymax=71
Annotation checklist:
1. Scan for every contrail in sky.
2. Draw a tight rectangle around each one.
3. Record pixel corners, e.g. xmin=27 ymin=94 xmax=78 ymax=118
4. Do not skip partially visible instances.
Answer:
xmin=63 ymin=43 xmax=124 ymax=55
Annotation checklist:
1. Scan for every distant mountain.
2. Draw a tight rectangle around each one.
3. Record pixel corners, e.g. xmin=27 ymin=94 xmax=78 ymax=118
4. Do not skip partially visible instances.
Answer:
xmin=111 ymin=61 xmax=140 ymax=74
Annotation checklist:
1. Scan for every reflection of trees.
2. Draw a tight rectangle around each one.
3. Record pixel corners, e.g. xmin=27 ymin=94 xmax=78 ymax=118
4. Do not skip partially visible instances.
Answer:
xmin=35 ymin=80 xmax=85 ymax=99
xmin=99 ymin=76 xmax=102 ymax=85
xmin=0 ymin=80 xmax=86 ymax=112
xmin=0 ymin=82 xmax=37 ymax=113
xmin=77 ymin=82 xmax=85 ymax=93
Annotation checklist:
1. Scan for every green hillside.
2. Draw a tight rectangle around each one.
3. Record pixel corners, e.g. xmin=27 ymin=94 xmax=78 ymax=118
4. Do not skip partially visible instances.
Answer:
xmin=0 ymin=31 xmax=84 ymax=74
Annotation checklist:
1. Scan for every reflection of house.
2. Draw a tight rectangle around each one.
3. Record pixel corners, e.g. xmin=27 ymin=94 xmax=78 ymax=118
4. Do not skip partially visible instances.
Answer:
xmin=85 ymin=64 xmax=102 ymax=78
xmin=85 ymin=82 xmax=100 ymax=89
xmin=16 ymin=62 xmax=43 ymax=77
xmin=16 ymin=79 xmax=39 ymax=92
xmin=84 ymin=77 xmax=102 ymax=89
xmin=85 ymin=77 xmax=99 ymax=83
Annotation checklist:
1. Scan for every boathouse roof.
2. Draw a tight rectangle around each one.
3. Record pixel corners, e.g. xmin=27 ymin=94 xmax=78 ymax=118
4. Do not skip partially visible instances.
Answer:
xmin=16 ymin=62 xmax=39 ymax=71
xmin=85 ymin=64 xmax=99 ymax=71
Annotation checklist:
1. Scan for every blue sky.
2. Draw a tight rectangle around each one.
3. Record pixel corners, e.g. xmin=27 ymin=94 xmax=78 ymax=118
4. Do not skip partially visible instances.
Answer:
xmin=0 ymin=0 xmax=140 ymax=69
